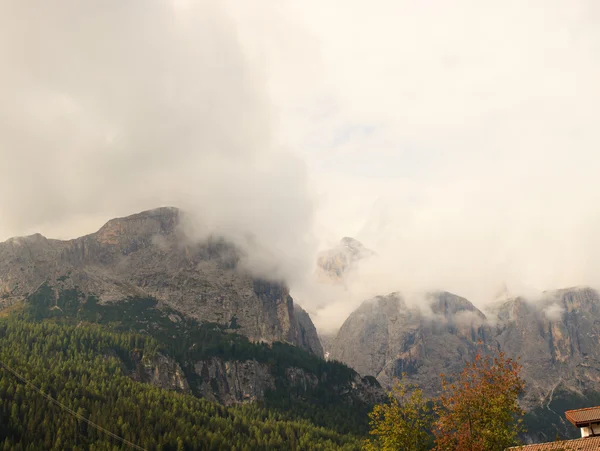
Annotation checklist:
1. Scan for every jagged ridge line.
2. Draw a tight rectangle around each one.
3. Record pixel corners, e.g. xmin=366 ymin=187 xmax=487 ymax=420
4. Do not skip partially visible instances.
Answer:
xmin=0 ymin=359 xmax=147 ymax=451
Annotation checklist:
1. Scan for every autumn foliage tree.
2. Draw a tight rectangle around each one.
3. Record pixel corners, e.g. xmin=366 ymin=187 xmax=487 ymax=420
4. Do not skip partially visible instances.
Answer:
xmin=433 ymin=349 xmax=525 ymax=451
xmin=363 ymin=375 xmax=433 ymax=451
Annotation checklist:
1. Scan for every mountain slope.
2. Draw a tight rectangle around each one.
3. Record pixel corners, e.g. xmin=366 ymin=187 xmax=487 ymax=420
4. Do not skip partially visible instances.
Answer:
xmin=330 ymin=291 xmax=491 ymax=396
xmin=0 ymin=317 xmax=363 ymax=450
xmin=492 ymin=288 xmax=600 ymax=406
xmin=294 ymin=304 xmax=325 ymax=357
xmin=0 ymin=207 xmax=320 ymax=353
xmin=13 ymin=280 xmax=383 ymax=436
xmin=331 ymin=286 xmax=600 ymax=441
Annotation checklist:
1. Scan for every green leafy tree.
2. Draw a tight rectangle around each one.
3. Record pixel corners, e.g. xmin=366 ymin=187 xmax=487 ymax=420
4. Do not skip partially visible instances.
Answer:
xmin=433 ymin=349 xmax=525 ymax=451
xmin=364 ymin=375 xmax=433 ymax=451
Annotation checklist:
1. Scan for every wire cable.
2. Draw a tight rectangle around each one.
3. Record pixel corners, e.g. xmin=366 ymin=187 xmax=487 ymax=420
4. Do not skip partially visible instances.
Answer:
xmin=0 ymin=359 xmax=147 ymax=451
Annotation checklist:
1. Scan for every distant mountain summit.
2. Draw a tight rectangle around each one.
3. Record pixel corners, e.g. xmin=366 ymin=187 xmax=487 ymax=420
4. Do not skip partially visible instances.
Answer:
xmin=330 ymin=291 xmax=490 ymax=395
xmin=0 ymin=207 xmax=321 ymax=355
xmin=330 ymin=285 xmax=600 ymax=440
xmin=315 ymin=237 xmax=376 ymax=284
xmin=494 ymin=282 xmax=512 ymax=301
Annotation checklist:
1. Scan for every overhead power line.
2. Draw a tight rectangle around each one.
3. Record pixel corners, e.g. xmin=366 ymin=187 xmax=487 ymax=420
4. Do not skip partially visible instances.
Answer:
xmin=0 ymin=359 xmax=147 ymax=451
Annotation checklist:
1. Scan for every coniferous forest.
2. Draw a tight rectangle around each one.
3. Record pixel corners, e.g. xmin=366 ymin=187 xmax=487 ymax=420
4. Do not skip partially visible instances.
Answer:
xmin=0 ymin=282 xmax=575 ymax=450
xmin=0 ymin=317 xmax=363 ymax=450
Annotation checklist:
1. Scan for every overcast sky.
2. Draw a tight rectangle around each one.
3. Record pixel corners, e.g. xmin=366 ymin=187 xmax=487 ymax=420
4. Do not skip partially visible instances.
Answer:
xmin=1 ymin=1 xmax=600 ymax=330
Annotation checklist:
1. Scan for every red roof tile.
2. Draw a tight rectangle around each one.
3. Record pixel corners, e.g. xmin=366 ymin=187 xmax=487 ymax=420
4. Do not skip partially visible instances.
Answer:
xmin=507 ymin=436 xmax=600 ymax=450
xmin=566 ymin=407 xmax=600 ymax=427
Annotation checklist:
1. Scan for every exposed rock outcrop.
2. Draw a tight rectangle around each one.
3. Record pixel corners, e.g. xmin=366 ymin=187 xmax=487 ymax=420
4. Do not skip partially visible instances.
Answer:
xmin=331 ymin=285 xmax=600 ymax=416
xmin=315 ymin=237 xmax=375 ymax=284
xmin=294 ymin=304 xmax=324 ymax=358
xmin=191 ymin=358 xmax=384 ymax=406
xmin=330 ymin=291 xmax=491 ymax=397
xmin=0 ymin=207 xmax=319 ymax=353
xmin=492 ymin=287 xmax=600 ymax=408
xmin=194 ymin=358 xmax=275 ymax=405
xmin=131 ymin=352 xmax=190 ymax=393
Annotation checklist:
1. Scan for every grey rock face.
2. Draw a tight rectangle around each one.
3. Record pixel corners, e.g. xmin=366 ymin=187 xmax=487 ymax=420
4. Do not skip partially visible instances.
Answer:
xmin=331 ymin=286 xmax=600 ymax=411
xmin=285 ymin=367 xmax=320 ymax=391
xmin=0 ymin=207 xmax=320 ymax=353
xmin=492 ymin=287 xmax=600 ymax=408
xmin=294 ymin=304 xmax=324 ymax=358
xmin=131 ymin=352 xmax=190 ymax=393
xmin=194 ymin=358 xmax=275 ymax=405
xmin=330 ymin=291 xmax=492 ymax=397
xmin=315 ymin=237 xmax=375 ymax=283
xmin=190 ymin=358 xmax=385 ymax=406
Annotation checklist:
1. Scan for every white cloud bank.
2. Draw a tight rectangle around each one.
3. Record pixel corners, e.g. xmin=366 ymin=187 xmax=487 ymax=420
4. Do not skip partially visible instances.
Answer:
xmin=227 ymin=0 xmax=600 ymax=329
xmin=2 ymin=0 xmax=600 ymax=331
xmin=0 ymin=0 xmax=317 ymax=285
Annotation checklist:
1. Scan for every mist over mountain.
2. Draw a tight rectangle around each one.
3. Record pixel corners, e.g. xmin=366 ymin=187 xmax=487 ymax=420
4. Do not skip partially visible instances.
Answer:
xmin=327 ymin=277 xmax=600 ymax=440
xmin=2 ymin=0 xmax=600 ymax=447
xmin=2 ymin=0 xmax=600 ymax=322
xmin=3 ymin=208 xmax=600 ymax=444
xmin=0 ymin=207 xmax=322 ymax=353
xmin=0 ymin=0 xmax=317 ymax=291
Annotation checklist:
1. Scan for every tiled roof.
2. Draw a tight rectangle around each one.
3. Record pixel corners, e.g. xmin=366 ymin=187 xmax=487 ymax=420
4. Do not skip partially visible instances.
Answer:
xmin=507 ymin=436 xmax=600 ymax=450
xmin=566 ymin=407 xmax=600 ymax=426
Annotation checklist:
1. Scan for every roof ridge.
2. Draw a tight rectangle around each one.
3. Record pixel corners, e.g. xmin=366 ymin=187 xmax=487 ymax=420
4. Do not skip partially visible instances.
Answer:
xmin=566 ymin=406 xmax=600 ymax=413
xmin=507 ymin=434 xmax=600 ymax=450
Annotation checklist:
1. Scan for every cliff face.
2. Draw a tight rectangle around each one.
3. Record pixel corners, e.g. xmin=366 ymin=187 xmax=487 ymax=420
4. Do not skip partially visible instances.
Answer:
xmin=193 ymin=358 xmax=275 ymax=405
xmin=492 ymin=287 xmax=600 ymax=407
xmin=315 ymin=237 xmax=375 ymax=284
xmin=188 ymin=358 xmax=382 ymax=406
xmin=294 ymin=304 xmax=325 ymax=358
xmin=331 ymin=286 xmax=600 ymax=415
xmin=131 ymin=353 xmax=191 ymax=393
xmin=330 ymin=291 xmax=491 ymax=397
xmin=0 ymin=207 xmax=320 ymax=353
xmin=105 ymin=347 xmax=382 ymax=409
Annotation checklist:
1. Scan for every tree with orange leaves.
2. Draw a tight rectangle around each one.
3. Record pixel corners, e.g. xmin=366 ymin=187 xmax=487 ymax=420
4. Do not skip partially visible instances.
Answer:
xmin=433 ymin=349 xmax=525 ymax=451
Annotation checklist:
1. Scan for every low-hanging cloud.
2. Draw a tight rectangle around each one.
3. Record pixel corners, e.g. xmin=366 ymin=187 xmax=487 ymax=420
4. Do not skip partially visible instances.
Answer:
xmin=227 ymin=0 xmax=600 ymax=331
xmin=543 ymin=303 xmax=566 ymax=322
xmin=0 ymin=0 xmax=317 ymax=284
xmin=3 ymin=0 xmax=600 ymax=334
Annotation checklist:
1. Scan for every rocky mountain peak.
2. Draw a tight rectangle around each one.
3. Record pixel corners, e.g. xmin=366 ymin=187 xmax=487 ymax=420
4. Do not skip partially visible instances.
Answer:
xmin=315 ymin=237 xmax=376 ymax=284
xmin=428 ymin=290 xmax=486 ymax=319
xmin=329 ymin=291 xmax=491 ymax=395
xmin=4 ymin=233 xmax=51 ymax=247
xmin=340 ymin=236 xmax=364 ymax=250
xmin=332 ymin=283 xmax=600 ymax=432
xmin=494 ymin=282 xmax=512 ymax=301
xmin=95 ymin=206 xmax=181 ymax=245
xmin=0 ymin=207 xmax=322 ymax=355
xmin=556 ymin=286 xmax=599 ymax=311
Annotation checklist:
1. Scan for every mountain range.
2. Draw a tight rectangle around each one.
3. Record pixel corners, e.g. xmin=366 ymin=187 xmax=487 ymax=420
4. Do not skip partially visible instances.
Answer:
xmin=319 ymin=238 xmax=600 ymax=441
xmin=0 ymin=207 xmax=382 ymax=440
xmin=0 ymin=207 xmax=318 ymax=353
xmin=2 ymin=207 xmax=600 ymax=444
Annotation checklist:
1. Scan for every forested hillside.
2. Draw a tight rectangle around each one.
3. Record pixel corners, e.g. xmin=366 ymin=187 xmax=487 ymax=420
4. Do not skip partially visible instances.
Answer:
xmin=0 ymin=318 xmax=362 ymax=450
xmin=17 ymin=281 xmax=381 ymax=432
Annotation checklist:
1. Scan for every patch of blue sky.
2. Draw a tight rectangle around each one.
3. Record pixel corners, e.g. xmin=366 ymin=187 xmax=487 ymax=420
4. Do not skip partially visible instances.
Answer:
xmin=330 ymin=123 xmax=377 ymax=148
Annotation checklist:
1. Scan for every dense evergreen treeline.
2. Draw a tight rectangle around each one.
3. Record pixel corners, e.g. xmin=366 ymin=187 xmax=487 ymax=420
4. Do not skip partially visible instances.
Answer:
xmin=0 ymin=318 xmax=362 ymax=450
xmin=24 ymin=283 xmax=356 ymax=384
xmin=1 ymin=281 xmax=571 ymax=448
xmin=19 ymin=283 xmax=375 ymax=435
